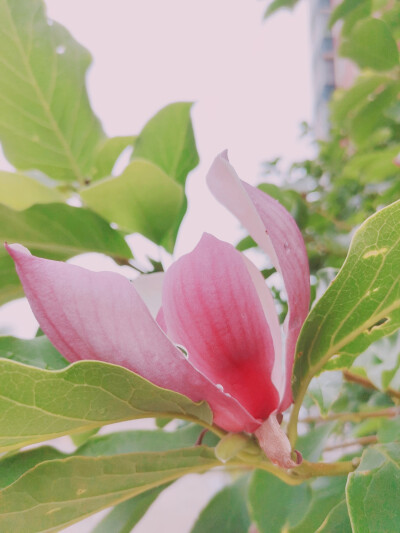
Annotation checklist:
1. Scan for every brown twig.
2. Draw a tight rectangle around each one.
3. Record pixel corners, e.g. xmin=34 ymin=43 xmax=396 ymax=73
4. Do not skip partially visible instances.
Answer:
xmin=300 ymin=406 xmax=399 ymax=424
xmin=343 ymin=370 xmax=400 ymax=401
xmin=324 ymin=435 xmax=378 ymax=452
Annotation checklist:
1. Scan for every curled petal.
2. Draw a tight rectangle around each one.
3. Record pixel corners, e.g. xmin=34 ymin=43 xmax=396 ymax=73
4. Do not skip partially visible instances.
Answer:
xmin=255 ymin=413 xmax=300 ymax=469
xmin=207 ymin=152 xmax=310 ymax=409
xmin=6 ymin=243 xmax=259 ymax=433
xmin=162 ymin=233 xmax=280 ymax=420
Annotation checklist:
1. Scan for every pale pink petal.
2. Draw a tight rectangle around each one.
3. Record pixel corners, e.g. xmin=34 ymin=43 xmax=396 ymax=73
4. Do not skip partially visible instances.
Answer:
xmin=162 ymin=233 xmax=280 ymax=420
xmin=255 ymin=413 xmax=300 ymax=469
xmin=132 ymin=272 xmax=164 ymax=318
xmin=207 ymin=152 xmax=310 ymax=410
xmin=6 ymin=243 xmax=259 ymax=433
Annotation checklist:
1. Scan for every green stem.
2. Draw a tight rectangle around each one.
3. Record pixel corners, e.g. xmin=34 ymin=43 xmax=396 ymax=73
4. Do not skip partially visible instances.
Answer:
xmin=293 ymin=458 xmax=359 ymax=479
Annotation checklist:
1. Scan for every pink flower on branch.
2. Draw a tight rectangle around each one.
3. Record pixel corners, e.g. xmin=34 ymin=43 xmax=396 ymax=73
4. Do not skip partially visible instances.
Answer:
xmin=6 ymin=152 xmax=310 ymax=469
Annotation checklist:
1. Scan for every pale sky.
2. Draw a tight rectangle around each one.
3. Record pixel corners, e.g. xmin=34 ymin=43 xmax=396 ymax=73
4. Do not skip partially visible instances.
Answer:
xmin=1 ymin=2 xmax=313 ymax=531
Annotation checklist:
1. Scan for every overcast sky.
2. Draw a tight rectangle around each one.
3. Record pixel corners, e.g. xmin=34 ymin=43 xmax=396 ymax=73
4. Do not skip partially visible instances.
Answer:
xmin=45 ymin=0 xmax=313 ymax=252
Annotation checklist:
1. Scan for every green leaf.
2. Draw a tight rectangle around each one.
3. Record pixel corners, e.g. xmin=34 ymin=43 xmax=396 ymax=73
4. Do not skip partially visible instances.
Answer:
xmin=350 ymin=82 xmax=400 ymax=147
xmin=347 ymin=444 xmax=400 ymax=532
xmin=263 ymin=0 xmax=300 ymax=19
xmin=377 ymin=418 xmax=400 ymax=443
xmin=248 ymin=470 xmax=311 ymax=533
xmin=0 ymin=253 xmax=23 ymax=305
xmin=0 ymin=202 xmax=132 ymax=304
xmin=307 ymin=371 xmax=344 ymax=415
xmin=340 ymin=18 xmax=399 ymax=71
xmin=293 ymin=200 xmax=400 ymax=401
xmin=133 ymin=102 xmax=199 ymax=185
xmin=297 ymin=422 xmax=337 ymax=462
xmin=69 ymin=427 xmax=99 ymax=447
xmin=0 ymin=335 xmax=68 ymax=369
xmin=91 ymin=135 xmax=137 ymax=181
xmin=0 ymin=425 xmax=217 ymax=492
xmin=0 ymin=447 xmax=219 ymax=532
xmin=0 ymin=171 xmax=63 ymax=209
xmin=331 ymin=74 xmax=388 ymax=126
xmin=290 ymin=477 xmax=347 ymax=533
xmin=92 ymin=486 xmax=166 ymax=533
xmin=0 ymin=359 xmax=213 ymax=452
xmin=342 ymin=145 xmax=400 ymax=184
xmin=329 ymin=0 xmax=370 ymax=28
xmin=77 ymin=426 xmax=219 ymax=456
xmin=0 ymin=203 xmax=132 ymax=259
xmin=316 ymin=500 xmax=351 ymax=533
xmin=191 ymin=476 xmax=251 ymax=533
xmin=81 ymin=160 xmax=183 ymax=244
xmin=0 ymin=0 xmax=104 ymax=181
xmin=0 ymin=446 xmax=65 ymax=490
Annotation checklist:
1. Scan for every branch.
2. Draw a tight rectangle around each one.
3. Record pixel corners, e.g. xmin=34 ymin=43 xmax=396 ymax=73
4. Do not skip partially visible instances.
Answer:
xmin=300 ymin=406 xmax=400 ymax=424
xmin=324 ymin=435 xmax=378 ymax=452
xmin=343 ymin=370 xmax=400 ymax=401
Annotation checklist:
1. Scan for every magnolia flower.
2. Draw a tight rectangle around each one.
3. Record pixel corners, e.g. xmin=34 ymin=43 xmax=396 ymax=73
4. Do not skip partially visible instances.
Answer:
xmin=6 ymin=152 xmax=310 ymax=469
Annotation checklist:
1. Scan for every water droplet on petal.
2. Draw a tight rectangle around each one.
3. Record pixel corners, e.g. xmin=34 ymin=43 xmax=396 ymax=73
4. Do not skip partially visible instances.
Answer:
xmin=216 ymin=384 xmax=224 ymax=392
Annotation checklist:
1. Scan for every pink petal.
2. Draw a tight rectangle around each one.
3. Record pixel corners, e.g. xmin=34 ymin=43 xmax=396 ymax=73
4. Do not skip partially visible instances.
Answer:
xmin=132 ymin=272 xmax=164 ymax=318
xmin=207 ymin=152 xmax=310 ymax=410
xmin=241 ymin=255 xmax=284 ymax=396
xmin=6 ymin=243 xmax=259 ymax=433
xmin=161 ymin=233 xmax=280 ymax=420
xmin=255 ymin=413 xmax=300 ymax=469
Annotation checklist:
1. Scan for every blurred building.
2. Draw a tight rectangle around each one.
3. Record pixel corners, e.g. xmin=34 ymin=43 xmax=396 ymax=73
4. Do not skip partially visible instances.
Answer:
xmin=310 ymin=0 xmax=358 ymax=138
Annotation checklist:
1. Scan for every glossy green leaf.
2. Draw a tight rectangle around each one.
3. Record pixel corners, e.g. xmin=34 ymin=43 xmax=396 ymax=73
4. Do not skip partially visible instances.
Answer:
xmin=92 ymin=486 xmax=166 ymax=533
xmin=0 ymin=447 xmax=219 ymax=532
xmin=81 ymin=160 xmax=183 ymax=244
xmin=340 ymin=18 xmax=399 ymax=71
xmin=293 ymin=200 xmax=400 ymax=400
xmin=133 ymin=102 xmax=199 ymax=185
xmin=263 ymin=0 xmax=300 ymax=19
xmin=191 ymin=476 xmax=250 ymax=533
xmin=0 ymin=170 xmax=63 ymax=209
xmin=0 ymin=0 xmax=104 ymax=181
xmin=91 ymin=135 xmax=136 ymax=181
xmin=248 ymin=470 xmax=311 ymax=533
xmin=290 ymin=477 xmax=347 ymax=533
xmin=0 ymin=203 xmax=132 ymax=260
xmin=0 ymin=359 xmax=213 ymax=452
xmin=347 ymin=444 xmax=400 ymax=532
xmin=0 ymin=335 xmax=68 ymax=369
xmin=316 ymin=500 xmax=351 ymax=533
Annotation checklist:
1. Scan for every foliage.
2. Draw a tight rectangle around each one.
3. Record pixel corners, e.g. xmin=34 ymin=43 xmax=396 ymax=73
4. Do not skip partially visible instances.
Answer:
xmin=0 ymin=0 xmax=399 ymax=532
